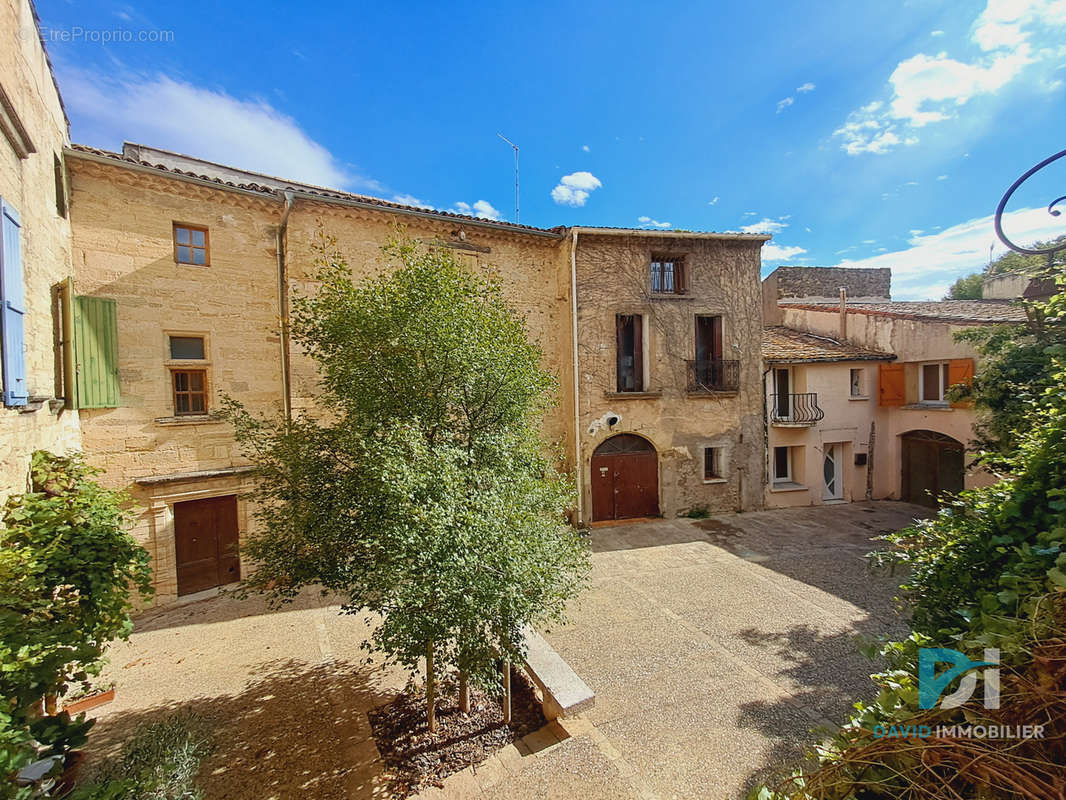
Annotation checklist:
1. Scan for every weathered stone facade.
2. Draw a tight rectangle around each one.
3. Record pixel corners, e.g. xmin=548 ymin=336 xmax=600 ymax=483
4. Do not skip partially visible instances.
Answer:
xmin=0 ymin=0 xmax=80 ymax=499
xmin=762 ymin=266 xmax=892 ymax=324
xmin=574 ymin=231 xmax=766 ymax=517
xmin=60 ymin=148 xmax=769 ymax=605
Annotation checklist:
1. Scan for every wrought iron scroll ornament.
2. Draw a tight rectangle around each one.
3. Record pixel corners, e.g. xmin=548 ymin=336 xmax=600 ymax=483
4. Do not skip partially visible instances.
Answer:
xmin=994 ymin=148 xmax=1066 ymax=266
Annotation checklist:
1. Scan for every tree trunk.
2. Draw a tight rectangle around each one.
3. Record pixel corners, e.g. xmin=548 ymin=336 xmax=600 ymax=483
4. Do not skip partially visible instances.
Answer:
xmin=502 ymin=661 xmax=512 ymax=725
xmin=458 ymin=670 xmax=470 ymax=714
xmin=426 ymin=640 xmax=437 ymax=733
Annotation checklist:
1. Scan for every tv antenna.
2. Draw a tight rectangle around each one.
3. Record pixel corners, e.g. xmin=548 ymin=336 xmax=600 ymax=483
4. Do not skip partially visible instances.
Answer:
xmin=498 ymin=133 xmax=519 ymax=223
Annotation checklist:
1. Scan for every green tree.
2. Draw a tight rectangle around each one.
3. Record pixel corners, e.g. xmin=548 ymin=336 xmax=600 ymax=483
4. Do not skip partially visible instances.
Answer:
xmin=223 ymin=238 xmax=589 ymax=729
xmin=1 ymin=451 xmax=153 ymax=794
xmin=944 ymin=271 xmax=984 ymax=299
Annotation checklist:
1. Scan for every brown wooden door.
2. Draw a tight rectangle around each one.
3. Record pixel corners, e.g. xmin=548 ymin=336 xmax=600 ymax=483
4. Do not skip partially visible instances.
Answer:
xmin=901 ymin=431 xmax=964 ymax=507
xmin=590 ymin=435 xmax=660 ymax=521
xmin=174 ymin=495 xmax=240 ymax=596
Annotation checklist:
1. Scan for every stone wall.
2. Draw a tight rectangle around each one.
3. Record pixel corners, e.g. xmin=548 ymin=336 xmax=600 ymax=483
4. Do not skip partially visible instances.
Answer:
xmin=575 ymin=233 xmax=766 ymax=517
xmin=0 ymin=0 xmax=80 ymax=500
xmin=763 ymin=266 xmax=892 ymax=324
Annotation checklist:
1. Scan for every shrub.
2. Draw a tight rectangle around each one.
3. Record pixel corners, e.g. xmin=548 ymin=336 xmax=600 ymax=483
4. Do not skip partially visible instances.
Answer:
xmin=73 ymin=714 xmax=213 ymax=800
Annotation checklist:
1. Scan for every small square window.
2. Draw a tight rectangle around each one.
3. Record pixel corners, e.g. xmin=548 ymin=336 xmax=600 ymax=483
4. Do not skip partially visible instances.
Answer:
xmin=703 ymin=447 xmax=723 ymax=481
xmin=169 ymin=336 xmax=205 ymax=360
xmin=650 ymin=256 xmax=686 ymax=294
xmin=920 ymin=362 xmax=949 ymax=403
xmin=172 ymin=369 xmax=208 ymax=415
xmin=850 ymin=368 xmax=864 ymax=397
xmin=173 ymin=224 xmax=210 ymax=266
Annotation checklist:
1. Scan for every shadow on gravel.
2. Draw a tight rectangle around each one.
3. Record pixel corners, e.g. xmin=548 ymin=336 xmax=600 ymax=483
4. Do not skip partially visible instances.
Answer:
xmin=83 ymin=658 xmax=398 ymax=800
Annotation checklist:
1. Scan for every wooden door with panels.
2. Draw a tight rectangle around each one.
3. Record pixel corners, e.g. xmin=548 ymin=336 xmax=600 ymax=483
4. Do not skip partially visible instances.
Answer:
xmin=590 ymin=434 xmax=660 ymax=522
xmin=174 ymin=495 xmax=240 ymax=596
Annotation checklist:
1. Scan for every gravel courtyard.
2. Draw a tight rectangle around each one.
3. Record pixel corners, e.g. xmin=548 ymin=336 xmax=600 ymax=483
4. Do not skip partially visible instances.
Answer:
xmin=83 ymin=501 xmax=928 ymax=800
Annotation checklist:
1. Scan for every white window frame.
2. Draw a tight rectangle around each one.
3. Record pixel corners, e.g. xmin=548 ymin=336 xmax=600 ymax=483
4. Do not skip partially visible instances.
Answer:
xmin=702 ymin=445 xmax=726 ymax=483
xmin=772 ymin=445 xmax=792 ymax=483
xmin=849 ymin=367 xmax=865 ymax=398
xmin=918 ymin=361 xmax=950 ymax=405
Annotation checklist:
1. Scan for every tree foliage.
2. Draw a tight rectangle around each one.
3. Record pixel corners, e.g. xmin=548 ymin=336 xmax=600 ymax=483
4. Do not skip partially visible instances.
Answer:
xmin=754 ymin=273 xmax=1066 ymax=799
xmin=0 ymin=452 xmax=153 ymax=795
xmin=223 ymin=237 xmax=589 ymax=720
xmin=945 ymin=271 xmax=984 ymax=299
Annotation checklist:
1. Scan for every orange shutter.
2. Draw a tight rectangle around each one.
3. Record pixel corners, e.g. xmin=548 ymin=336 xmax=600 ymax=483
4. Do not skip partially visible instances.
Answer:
xmin=878 ymin=363 xmax=905 ymax=406
xmin=948 ymin=358 xmax=975 ymax=408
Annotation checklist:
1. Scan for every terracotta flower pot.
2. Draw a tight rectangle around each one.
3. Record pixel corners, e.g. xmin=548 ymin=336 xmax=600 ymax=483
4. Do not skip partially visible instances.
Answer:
xmin=62 ymin=688 xmax=115 ymax=715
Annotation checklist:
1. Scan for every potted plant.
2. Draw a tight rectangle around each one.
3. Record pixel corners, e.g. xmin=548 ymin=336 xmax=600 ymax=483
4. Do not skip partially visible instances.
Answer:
xmin=62 ymin=680 xmax=117 ymax=715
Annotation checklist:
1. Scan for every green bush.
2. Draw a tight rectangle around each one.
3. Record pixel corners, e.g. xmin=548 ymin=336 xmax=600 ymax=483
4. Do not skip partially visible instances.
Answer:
xmin=72 ymin=714 xmax=213 ymax=800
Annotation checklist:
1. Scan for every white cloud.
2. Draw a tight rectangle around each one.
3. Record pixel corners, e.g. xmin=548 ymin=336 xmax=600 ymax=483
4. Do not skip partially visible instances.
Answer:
xmin=550 ymin=171 xmax=602 ymax=207
xmin=451 ymin=200 xmax=502 ymax=220
xmin=58 ymin=66 xmax=365 ymax=191
xmin=833 ymin=0 xmax=1066 ymax=154
xmin=796 ymin=82 xmax=816 ymax=93
xmin=637 ymin=216 xmax=672 ymax=229
xmin=709 ymin=196 xmax=719 ymax=205
xmin=762 ymin=243 xmax=807 ymax=262
xmin=937 ymin=174 xmax=949 ymax=180
xmin=862 ymin=239 xmax=877 ymax=244
xmin=835 ymin=206 xmax=1066 ymax=299
xmin=582 ymin=144 xmax=590 ymax=152
xmin=931 ymin=29 xmax=945 ymax=36
xmin=741 ymin=217 xmax=789 ymax=234
xmin=776 ymin=96 xmax=795 ymax=113
xmin=391 ymin=194 xmax=434 ymax=209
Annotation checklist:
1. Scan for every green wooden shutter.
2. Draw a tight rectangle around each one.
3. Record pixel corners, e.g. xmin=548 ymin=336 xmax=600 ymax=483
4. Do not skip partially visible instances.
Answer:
xmin=74 ymin=296 xmax=120 ymax=408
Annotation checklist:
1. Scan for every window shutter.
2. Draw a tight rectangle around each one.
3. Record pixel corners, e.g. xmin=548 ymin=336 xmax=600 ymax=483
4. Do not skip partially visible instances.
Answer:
xmin=0 ymin=199 xmax=27 ymax=407
xmin=633 ymin=314 xmax=644 ymax=392
xmin=74 ymin=296 xmax=120 ymax=408
xmin=878 ymin=362 xmax=905 ymax=406
xmin=948 ymin=358 xmax=975 ymax=408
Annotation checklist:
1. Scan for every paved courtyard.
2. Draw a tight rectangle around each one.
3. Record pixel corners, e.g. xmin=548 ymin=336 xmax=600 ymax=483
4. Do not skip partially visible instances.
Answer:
xmin=85 ymin=501 xmax=928 ymax=800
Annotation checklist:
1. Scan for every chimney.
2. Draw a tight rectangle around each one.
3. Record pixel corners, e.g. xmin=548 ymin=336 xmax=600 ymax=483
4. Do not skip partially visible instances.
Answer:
xmin=839 ymin=287 xmax=847 ymax=340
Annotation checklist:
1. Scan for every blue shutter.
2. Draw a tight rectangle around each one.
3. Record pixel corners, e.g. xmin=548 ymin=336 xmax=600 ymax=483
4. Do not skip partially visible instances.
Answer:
xmin=0 ymin=199 xmax=27 ymax=407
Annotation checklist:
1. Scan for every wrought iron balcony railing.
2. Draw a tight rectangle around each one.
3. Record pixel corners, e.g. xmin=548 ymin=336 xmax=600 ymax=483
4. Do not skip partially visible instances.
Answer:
xmin=770 ymin=392 xmax=824 ymax=424
xmin=685 ymin=359 xmax=740 ymax=393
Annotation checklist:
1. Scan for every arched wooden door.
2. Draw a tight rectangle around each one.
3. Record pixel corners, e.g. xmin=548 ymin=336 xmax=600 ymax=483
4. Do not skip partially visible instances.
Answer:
xmin=901 ymin=430 xmax=964 ymax=507
xmin=591 ymin=434 xmax=660 ymax=521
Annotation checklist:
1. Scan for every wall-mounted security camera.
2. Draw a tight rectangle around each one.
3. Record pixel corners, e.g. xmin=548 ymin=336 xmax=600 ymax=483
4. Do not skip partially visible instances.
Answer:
xmin=607 ymin=415 xmax=620 ymax=427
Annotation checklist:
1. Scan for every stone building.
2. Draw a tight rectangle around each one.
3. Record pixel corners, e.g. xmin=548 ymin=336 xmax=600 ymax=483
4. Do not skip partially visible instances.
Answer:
xmin=0 ymin=0 xmax=80 ymax=499
xmin=58 ymin=142 xmax=768 ymax=606
xmin=762 ymin=270 xmax=1025 ymax=508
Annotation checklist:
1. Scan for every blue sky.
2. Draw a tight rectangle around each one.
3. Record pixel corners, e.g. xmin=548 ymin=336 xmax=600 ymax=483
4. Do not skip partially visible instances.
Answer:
xmin=37 ymin=0 xmax=1066 ymax=299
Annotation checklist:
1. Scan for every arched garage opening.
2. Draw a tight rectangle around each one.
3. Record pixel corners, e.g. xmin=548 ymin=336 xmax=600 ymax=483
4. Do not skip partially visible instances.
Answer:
xmin=901 ymin=429 xmax=965 ymax=507
xmin=590 ymin=434 xmax=660 ymax=522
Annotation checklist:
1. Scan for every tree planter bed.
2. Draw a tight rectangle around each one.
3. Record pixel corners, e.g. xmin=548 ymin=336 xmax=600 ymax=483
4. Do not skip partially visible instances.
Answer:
xmin=369 ymin=668 xmax=545 ymax=797
xmin=62 ymin=687 xmax=115 ymax=715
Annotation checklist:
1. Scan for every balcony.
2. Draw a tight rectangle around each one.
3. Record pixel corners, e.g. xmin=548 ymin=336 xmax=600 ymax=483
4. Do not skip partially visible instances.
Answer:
xmin=770 ymin=392 xmax=824 ymax=426
xmin=686 ymin=359 xmax=740 ymax=393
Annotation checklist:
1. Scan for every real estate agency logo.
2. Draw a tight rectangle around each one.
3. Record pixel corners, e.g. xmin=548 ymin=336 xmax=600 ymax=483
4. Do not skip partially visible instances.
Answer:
xmin=875 ymin=647 xmax=1045 ymax=742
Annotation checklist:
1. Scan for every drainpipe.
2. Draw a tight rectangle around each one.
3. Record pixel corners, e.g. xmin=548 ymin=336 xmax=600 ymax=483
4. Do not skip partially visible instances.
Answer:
xmin=277 ymin=191 xmax=295 ymax=423
xmin=569 ymin=229 xmax=584 ymax=525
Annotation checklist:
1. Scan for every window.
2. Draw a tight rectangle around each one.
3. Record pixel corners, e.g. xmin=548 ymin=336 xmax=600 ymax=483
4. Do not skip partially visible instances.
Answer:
xmin=173 ymin=223 xmax=209 ymax=266
xmin=703 ymin=446 xmax=724 ymax=481
xmin=172 ymin=369 xmax=207 ymax=415
xmin=167 ymin=334 xmax=208 ymax=416
xmin=54 ymin=154 xmax=67 ymax=218
xmin=615 ymin=314 xmax=644 ymax=392
xmin=773 ymin=446 xmax=791 ymax=483
xmin=0 ymin=197 xmax=27 ymax=406
xmin=773 ymin=367 xmax=791 ymax=418
xmin=919 ymin=362 xmax=950 ymax=404
xmin=850 ymin=368 xmax=864 ymax=397
xmin=650 ymin=256 xmax=686 ymax=294
xmin=170 ymin=336 xmax=205 ymax=360
xmin=51 ymin=280 xmax=75 ymax=406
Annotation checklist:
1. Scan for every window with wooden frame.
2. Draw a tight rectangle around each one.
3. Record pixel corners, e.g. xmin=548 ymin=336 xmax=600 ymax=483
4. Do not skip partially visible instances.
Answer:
xmin=615 ymin=314 xmax=645 ymax=392
xmin=919 ymin=361 xmax=950 ymax=404
xmin=173 ymin=223 xmax=209 ymax=266
xmin=50 ymin=279 xmax=75 ymax=406
xmin=166 ymin=334 xmax=209 ymax=416
xmin=650 ymin=255 xmax=686 ymax=294
xmin=773 ymin=446 xmax=791 ymax=483
xmin=703 ymin=446 xmax=724 ymax=482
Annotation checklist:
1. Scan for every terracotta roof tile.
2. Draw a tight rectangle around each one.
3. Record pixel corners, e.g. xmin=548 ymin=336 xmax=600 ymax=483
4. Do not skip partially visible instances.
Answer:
xmin=778 ymin=299 xmax=1027 ymax=324
xmin=762 ymin=326 xmax=894 ymax=363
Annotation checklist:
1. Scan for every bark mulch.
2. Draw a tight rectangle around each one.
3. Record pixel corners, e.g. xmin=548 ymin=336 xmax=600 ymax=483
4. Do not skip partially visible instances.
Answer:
xmin=369 ymin=668 xmax=546 ymax=797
